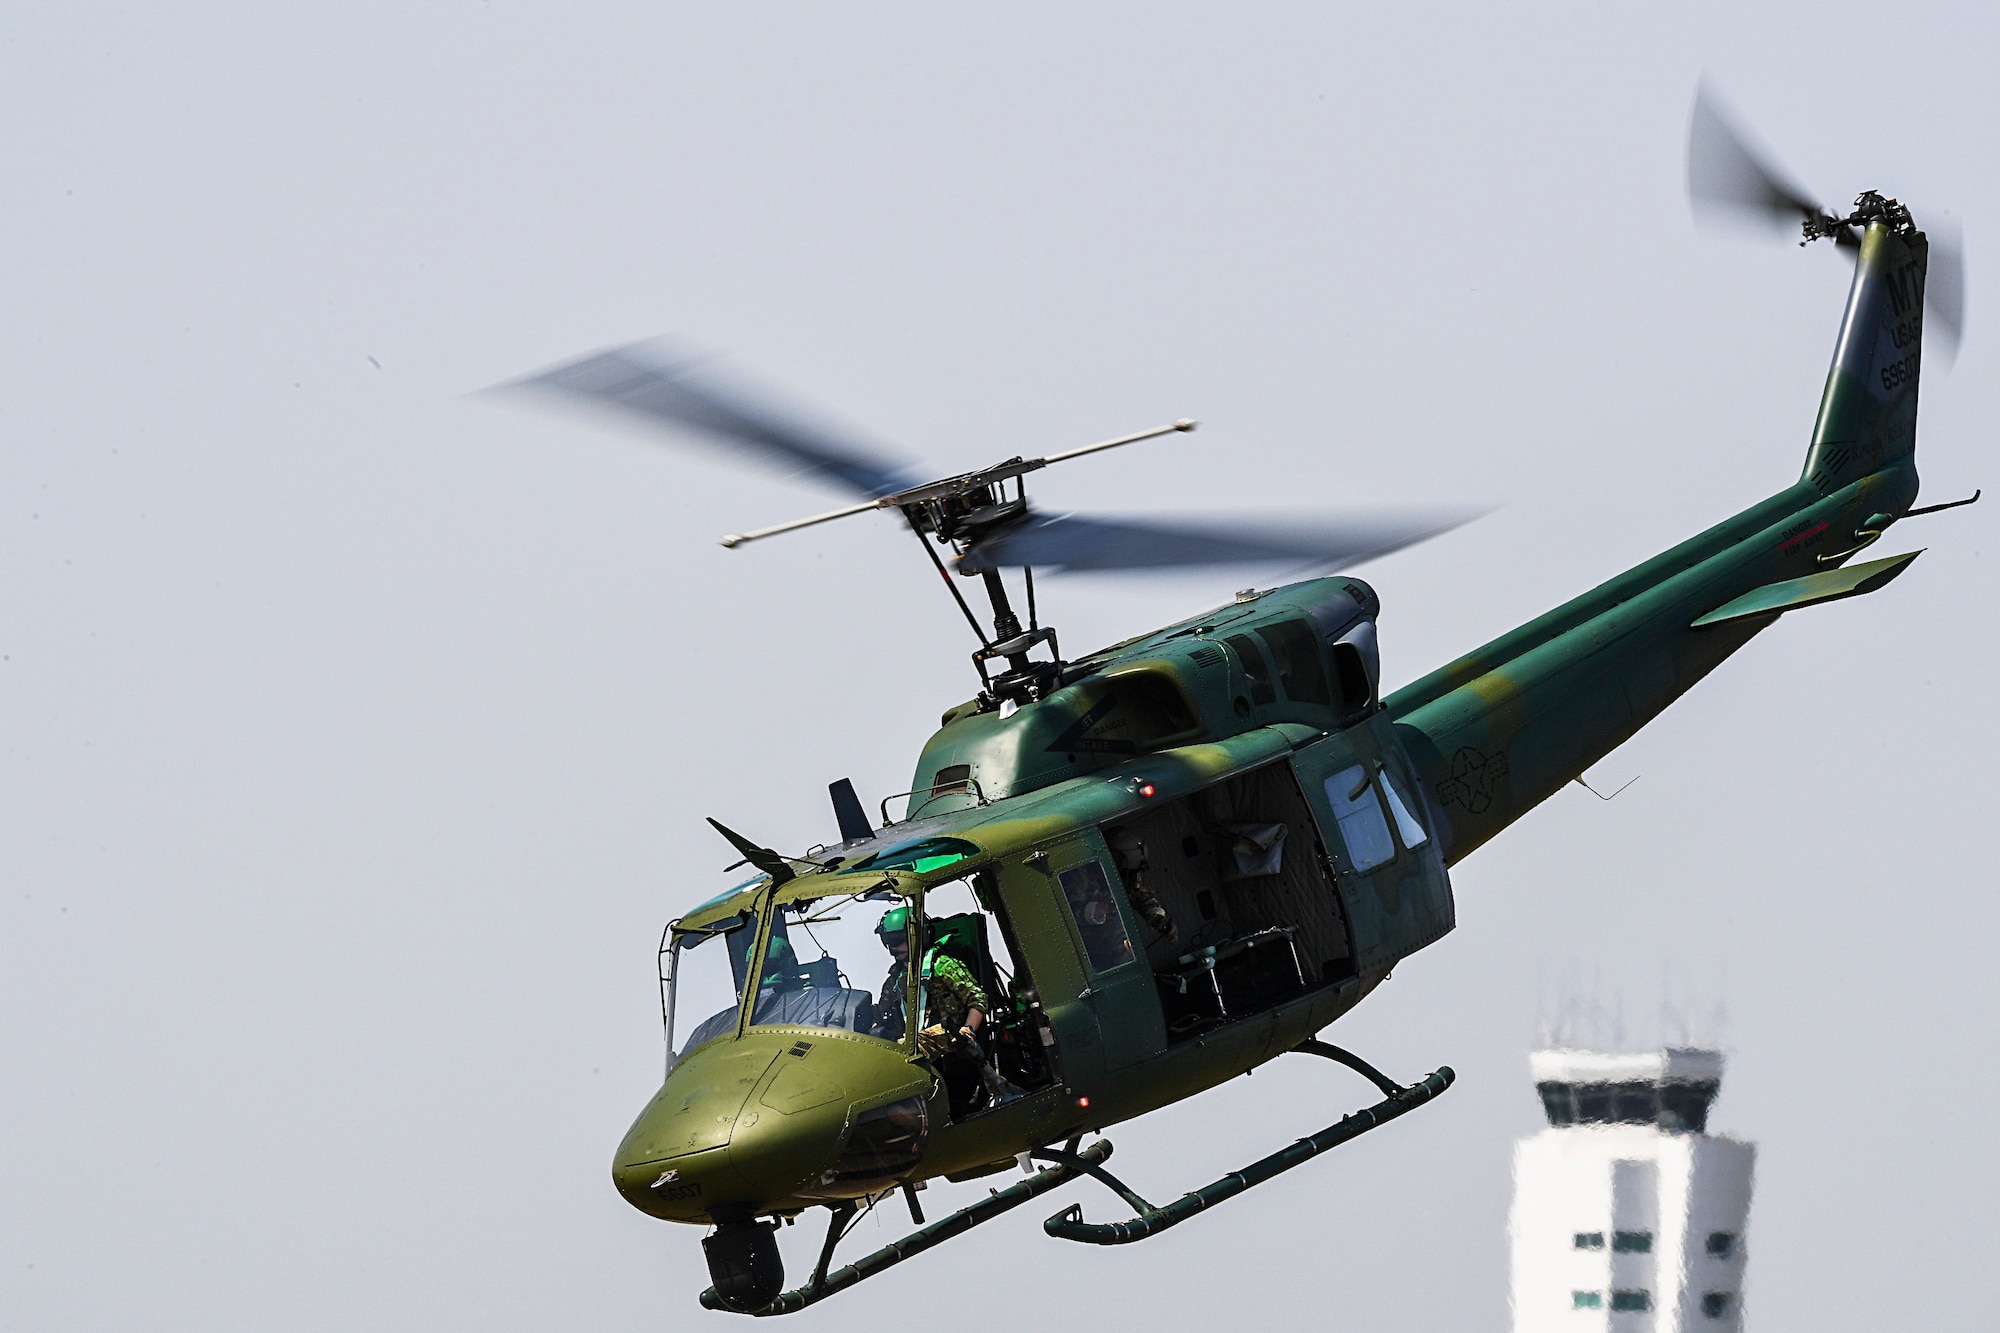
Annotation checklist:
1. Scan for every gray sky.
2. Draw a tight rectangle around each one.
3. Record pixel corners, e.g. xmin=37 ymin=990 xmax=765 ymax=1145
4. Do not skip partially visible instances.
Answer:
xmin=3 ymin=5 xmax=1995 ymax=1330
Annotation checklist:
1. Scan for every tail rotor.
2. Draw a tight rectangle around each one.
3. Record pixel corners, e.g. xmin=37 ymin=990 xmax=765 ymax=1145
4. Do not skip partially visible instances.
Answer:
xmin=1686 ymin=78 xmax=1966 ymax=364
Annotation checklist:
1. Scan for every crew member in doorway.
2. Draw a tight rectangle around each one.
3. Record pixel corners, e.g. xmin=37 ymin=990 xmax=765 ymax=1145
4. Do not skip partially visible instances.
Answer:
xmin=873 ymin=905 xmax=990 ymax=1114
xmin=1107 ymin=828 xmax=1178 ymax=944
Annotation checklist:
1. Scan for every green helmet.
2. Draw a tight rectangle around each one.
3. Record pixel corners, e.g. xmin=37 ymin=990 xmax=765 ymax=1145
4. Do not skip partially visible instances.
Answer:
xmin=759 ymin=933 xmax=796 ymax=983
xmin=875 ymin=905 xmax=911 ymax=940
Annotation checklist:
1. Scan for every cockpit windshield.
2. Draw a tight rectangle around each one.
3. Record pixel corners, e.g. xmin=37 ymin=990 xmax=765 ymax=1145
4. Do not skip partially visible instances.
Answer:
xmin=664 ymin=908 xmax=761 ymax=1064
xmin=751 ymin=886 xmax=912 ymax=1042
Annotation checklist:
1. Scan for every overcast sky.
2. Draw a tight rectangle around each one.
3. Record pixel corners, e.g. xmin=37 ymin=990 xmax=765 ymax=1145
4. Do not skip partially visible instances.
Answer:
xmin=3 ymin=5 xmax=1996 ymax=1331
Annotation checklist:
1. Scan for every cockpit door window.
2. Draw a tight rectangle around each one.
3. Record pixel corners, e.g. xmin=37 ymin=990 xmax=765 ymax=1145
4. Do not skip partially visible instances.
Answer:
xmin=750 ymin=888 xmax=914 ymax=1044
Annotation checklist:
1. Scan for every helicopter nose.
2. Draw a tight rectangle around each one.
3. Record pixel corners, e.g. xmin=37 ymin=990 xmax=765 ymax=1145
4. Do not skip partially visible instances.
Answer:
xmin=612 ymin=1041 xmax=777 ymax=1219
xmin=613 ymin=1035 xmax=931 ymax=1220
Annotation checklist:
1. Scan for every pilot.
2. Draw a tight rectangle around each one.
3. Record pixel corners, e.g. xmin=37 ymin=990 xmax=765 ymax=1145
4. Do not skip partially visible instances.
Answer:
xmin=748 ymin=933 xmax=805 ymax=1026
xmin=872 ymin=905 xmax=987 ymax=1066
xmin=757 ymin=933 xmax=801 ymax=993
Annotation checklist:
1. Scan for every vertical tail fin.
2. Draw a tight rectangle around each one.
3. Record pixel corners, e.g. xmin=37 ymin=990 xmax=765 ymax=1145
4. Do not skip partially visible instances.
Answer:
xmin=1801 ymin=209 xmax=1930 ymax=496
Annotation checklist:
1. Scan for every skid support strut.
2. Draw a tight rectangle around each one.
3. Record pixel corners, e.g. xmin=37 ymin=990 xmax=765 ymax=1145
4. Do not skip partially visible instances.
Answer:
xmin=700 ymin=1139 xmax=1114 ymax=1316
xmin=1042 ymin=1043 xmax=1453 ymax=1245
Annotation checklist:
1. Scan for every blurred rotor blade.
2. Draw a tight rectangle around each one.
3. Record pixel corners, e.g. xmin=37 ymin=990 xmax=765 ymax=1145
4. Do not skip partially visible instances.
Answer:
xmin=498 ymin=342 xmax=918 ymax=499
xmin=1925 ymin=215 xmax=1966 ymax=364
xmin=955 ymin=508 xmax=1482 ymax=575
xmin=1687 ymin=79 xmax=1823 ymax=234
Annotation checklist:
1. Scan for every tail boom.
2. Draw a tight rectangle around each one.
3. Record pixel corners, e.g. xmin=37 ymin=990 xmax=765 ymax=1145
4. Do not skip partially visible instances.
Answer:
xmin=1387 ymin=216 xmax=1935 ymax=863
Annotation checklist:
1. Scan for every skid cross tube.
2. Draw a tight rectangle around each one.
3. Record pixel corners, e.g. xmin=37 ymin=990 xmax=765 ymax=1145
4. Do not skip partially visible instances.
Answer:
xmin=1042 ymin=1047 xmax=1453 ymax=1246
xmin=701 ymin=1138 xmax=1114 ymax=1316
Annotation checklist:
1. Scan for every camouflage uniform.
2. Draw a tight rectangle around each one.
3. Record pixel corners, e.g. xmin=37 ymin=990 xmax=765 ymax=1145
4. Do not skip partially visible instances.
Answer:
xmin=1124 ymin=871 xmax=1177 ymax=942
xmin=1107 ymin=830 xmax=1178 ymax=943
xmin=877 ymin=952 xmax=989 ymax=1059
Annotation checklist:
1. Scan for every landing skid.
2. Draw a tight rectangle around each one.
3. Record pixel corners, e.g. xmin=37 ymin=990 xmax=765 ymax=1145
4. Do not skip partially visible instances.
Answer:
xmin=1041 ymin=1042 xmax=1453 ymax=1245
xmin=699 ymin=1139 xmax=1114 ymax=1316
xmin=699 ymin=1042 xmax=1451 ymax=1314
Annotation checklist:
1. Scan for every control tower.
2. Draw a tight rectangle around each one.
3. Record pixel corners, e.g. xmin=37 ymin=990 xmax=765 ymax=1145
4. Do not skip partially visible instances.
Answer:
xmin=1508 ymin=1048 xmax=1753 ymax=1330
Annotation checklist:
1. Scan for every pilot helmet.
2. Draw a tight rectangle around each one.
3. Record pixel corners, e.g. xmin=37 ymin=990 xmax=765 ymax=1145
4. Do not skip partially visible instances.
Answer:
xmin=759 ymin=933 xmax=797 ymax=983
xmin=875 ymin=905 xmax=911 ymax=943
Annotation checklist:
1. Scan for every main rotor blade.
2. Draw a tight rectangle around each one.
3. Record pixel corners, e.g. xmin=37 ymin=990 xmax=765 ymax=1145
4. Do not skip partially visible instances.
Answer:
xmin=706 ymin=817 xmax=797 ymax=887
xmin=1925 ymin=215 xmax=1966 ymax=365
xmin=1687 ymin=80 xmax=1823 ymax=234
xmin=955 ymin=508 xmax=1482 ymax=575
xmin=499 ymin=343 xmax=918 ymax=499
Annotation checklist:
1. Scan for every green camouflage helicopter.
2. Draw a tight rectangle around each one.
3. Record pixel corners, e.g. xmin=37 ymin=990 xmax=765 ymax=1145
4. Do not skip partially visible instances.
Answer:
xmin=504 ymin=89 xmax=1971 ymax=1314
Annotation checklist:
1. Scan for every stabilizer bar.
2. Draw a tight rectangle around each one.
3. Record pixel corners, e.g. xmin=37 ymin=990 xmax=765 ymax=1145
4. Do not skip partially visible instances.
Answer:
xmin=702 ymin=1139 xmax=1114 ymax=1316
xmin=1042 ymin=1051 xmax=1453 ymax=1246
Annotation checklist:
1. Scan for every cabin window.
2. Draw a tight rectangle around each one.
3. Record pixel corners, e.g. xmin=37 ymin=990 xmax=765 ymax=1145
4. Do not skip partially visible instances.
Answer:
xmin=1610 ymin=1290 xmax=1652 ymax=1312
xmin=1057 ymin=860 xmax=1136 ymax=972
xmin=1700 ymin=1292 xmax=1734 ymax=1318
xmin=1612 ymin=1231 xmax=1653 ymax=1254
xmin=1380 ymin=768 xmax=1430 ymax=850
xmin=1706 ymin=1232 xmax=1736 ymax=1258
xmin=1325 ymin=765 xmax=1395 ymax=871
xmin=1225 ymin=634 xmax=1277 ymax=705
xmin=1574 ymin=1232 xmax=1605 ymax=1250
xmin=1572 ymin=1292 xmax=1603 ymax=1310
xmin=1256 ymin=619 xmax=1332 ymax=706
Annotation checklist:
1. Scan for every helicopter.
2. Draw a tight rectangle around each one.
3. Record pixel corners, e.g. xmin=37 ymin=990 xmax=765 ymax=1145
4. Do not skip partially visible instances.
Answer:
xmin=499 ymin=86 xmax=1972 ymax=1315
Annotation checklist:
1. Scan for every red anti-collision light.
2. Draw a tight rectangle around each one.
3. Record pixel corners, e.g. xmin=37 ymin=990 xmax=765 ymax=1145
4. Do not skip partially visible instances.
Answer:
xmin=1137 ymin=782 xmax=1156 ymax=798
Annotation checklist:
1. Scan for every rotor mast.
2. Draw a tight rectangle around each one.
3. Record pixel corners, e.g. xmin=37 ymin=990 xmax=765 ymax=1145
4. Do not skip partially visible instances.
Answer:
xmin=724 ymin=418 xmax=1198 ymax=705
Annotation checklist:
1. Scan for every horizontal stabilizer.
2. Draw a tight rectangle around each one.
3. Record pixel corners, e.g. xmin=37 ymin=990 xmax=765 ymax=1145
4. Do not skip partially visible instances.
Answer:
xmin=1691 ymin=550 xmax=1922 ymax=628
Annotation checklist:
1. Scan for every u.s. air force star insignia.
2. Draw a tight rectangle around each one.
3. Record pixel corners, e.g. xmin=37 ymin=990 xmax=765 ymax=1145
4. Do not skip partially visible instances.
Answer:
xmin=1437 ymin=746 xmax=1508 ymax=815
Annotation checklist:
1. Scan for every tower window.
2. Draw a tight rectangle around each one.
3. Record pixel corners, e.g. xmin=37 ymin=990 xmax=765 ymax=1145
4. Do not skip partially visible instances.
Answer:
xmin=1706 ymin=1231 xmax=1736 ymax=1258
xmin=1571 ymin=1291 xmax=1603 ymax=1310
xmin=1701 ymin=1292 xmax=1734 ymax=1318
xmin=1610 ymin=1290 xmax=1653 ymax=1312
xmin=1612 ymin=1230 xmax=1653 ymax=1253
xmin=1573 ymin=1232 xmax=1605 ymax=1250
